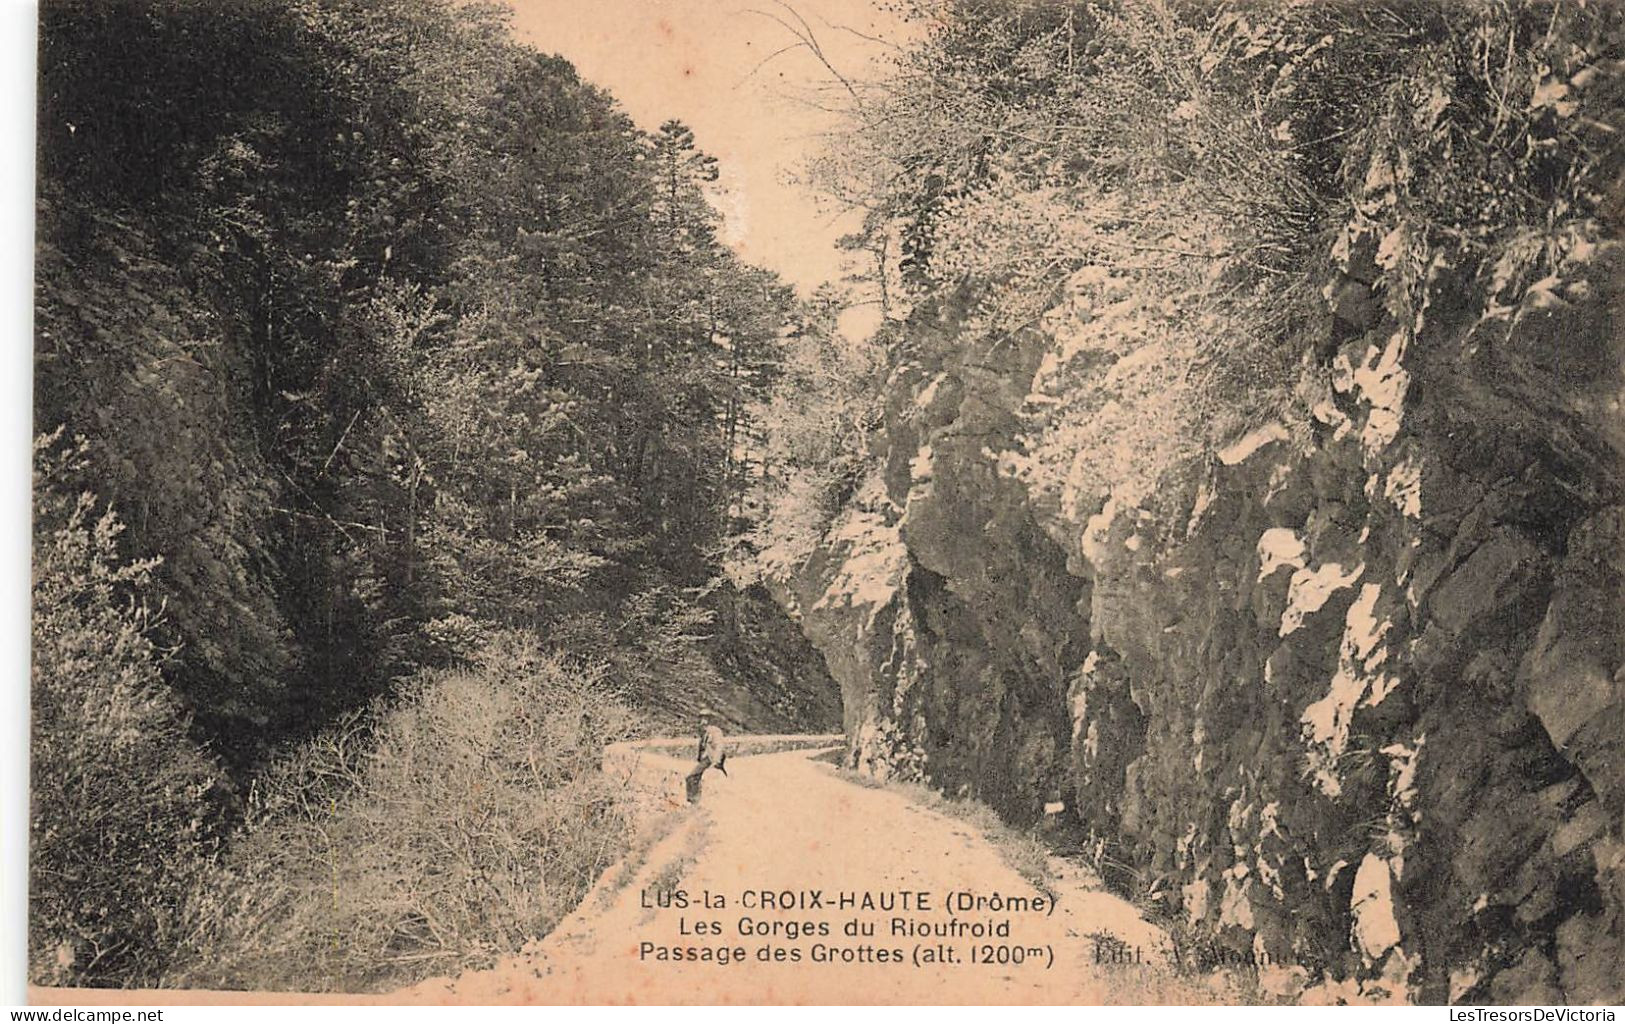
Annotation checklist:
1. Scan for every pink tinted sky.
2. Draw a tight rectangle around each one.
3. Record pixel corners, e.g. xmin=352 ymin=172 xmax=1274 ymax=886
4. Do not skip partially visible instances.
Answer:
xmin=505 ymin=0 xmax=905 ymax=302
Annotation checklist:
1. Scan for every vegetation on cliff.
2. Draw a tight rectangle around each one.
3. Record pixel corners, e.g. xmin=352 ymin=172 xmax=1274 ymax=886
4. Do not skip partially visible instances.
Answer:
xmin=777 ymin=0 xmax=1623 ymax=508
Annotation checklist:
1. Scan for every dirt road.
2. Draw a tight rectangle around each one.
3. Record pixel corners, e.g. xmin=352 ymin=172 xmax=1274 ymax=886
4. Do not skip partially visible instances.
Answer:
xmin=406 ymin=740 xmax=1242 ymax=1005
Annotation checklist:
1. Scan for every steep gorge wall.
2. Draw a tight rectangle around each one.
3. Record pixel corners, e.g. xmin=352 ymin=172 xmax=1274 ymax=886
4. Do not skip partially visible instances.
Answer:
xmin=768 ymin=235 xmax=1625 ymax=1002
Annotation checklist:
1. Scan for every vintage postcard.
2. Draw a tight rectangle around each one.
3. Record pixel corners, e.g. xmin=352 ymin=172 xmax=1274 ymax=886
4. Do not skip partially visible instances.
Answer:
xmin=24 ymin=0 xmax=1625 ymax=1006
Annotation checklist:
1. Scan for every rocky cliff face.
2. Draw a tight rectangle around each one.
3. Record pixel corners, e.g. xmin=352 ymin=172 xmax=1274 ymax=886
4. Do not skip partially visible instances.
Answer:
xmin=768 ymin=231 xmax=1625 ymax=1002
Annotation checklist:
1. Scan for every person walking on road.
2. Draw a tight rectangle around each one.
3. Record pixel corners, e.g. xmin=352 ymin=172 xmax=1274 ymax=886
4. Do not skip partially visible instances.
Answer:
xmin=685 ymin=709 xmax=728 ymax=804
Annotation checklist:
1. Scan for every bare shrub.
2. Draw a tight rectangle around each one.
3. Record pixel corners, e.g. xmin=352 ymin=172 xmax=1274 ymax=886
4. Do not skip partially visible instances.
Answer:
xmin=173 ymin=634 xmax=639 ymax=992
xmin=29 ymin=430 xmax=227 ymax=988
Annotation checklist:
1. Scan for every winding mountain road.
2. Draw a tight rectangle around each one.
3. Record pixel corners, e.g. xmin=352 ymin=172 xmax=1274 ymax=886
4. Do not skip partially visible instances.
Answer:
xmin=406 ymin=739 xmax=1234 ymax=1005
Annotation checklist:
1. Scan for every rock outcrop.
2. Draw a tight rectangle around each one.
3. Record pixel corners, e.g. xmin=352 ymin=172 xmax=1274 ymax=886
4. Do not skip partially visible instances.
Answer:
xmin=768 ymin=229 xmax=1625 ymax=1001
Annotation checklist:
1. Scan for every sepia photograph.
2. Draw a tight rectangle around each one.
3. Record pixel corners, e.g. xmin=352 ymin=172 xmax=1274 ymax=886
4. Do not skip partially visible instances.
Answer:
xmin=15 ymin=0 xmax=1625 ymax=1007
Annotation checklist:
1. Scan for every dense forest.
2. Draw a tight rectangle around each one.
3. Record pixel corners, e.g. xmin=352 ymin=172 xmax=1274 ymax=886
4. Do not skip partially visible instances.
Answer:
xmin=32 ymin=0 xmax=839 ymax=991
